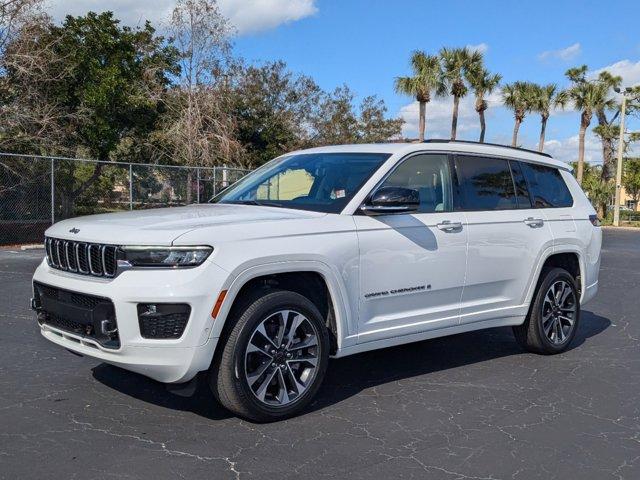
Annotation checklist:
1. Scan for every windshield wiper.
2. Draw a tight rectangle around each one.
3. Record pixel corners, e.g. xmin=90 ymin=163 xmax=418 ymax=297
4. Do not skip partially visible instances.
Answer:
xmin=224 ymin=200 xmax=284 ymax=208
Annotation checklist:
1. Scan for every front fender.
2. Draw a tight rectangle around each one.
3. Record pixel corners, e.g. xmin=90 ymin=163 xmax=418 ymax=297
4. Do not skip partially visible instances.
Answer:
xmin=208 ymin=259 xmax=356 ymax=352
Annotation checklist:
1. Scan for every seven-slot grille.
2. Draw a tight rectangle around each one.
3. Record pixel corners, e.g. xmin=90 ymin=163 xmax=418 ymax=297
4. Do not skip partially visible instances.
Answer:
xmin=45 ymin=237 xmax=118 ymax=277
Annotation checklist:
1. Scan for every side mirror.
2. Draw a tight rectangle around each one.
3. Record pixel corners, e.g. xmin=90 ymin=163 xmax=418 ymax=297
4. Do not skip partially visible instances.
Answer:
xmin=361 ymin=186 xmax=420 ymax=215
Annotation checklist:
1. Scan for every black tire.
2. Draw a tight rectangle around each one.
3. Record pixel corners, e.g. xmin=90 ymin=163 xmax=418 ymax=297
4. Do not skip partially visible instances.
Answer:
xmin=210 ymin=290 xmax=330 ymax=422
xmin=513 ymin=267 xmax=580 ymax=354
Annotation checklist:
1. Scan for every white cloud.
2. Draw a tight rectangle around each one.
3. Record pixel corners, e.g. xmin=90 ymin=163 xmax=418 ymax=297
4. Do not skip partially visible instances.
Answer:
xmin=543 ymin=133 xmax=639 ymax=165
xmin=47 ymin=0 xmax=171 ymax=27
xmin=538 ymin=42 xmax=581 ymax=62
xmin=592 ymin=59 xmax=640 ymax=88
xmin=398 ymin=91 xmax=502 ymax=139
xmin=46 ymin=0 xmax=318 ymax=35
xmin=466 ymin=43 xmax=488 ymax=54
xmin=219 ymin=0 xmax=317 ymax=35
xmin=543 ymin=132 xmax=604 ymax=164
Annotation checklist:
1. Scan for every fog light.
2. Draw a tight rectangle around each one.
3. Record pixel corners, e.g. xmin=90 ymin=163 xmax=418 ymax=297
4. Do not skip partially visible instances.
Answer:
xmin=137 ymin=303 xmax=191 ymax=339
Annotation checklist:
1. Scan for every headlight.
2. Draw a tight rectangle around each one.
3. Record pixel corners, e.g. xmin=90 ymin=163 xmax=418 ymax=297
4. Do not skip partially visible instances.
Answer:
xmin=118 ymin=246 xmax=212 ymax=268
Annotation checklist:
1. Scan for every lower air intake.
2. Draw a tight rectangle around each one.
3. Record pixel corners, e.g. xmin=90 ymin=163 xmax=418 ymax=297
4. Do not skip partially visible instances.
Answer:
xmin=137 ymin=303 xmax=191 ymax=339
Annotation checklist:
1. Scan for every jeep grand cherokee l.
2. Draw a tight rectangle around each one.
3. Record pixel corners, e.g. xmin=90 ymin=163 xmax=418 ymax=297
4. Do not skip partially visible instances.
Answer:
xmin=32 ymin=140 xmax=601 ymax=421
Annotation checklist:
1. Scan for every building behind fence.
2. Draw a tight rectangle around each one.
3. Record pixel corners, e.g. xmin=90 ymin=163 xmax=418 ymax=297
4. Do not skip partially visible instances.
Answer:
xmin=0 ymin=153 xmax=250 ymax=245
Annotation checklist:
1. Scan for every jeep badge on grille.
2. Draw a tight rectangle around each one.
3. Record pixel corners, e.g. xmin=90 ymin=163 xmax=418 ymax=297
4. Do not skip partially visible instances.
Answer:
xmin=69 ymin=228 xmax=80 ymax=234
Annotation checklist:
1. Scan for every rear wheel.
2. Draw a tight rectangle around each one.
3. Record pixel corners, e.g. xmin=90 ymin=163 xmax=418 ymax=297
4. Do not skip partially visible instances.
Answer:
xmin=210 ymin=290 xmax=329 ymax=422
xmin=513 ymin=267 xmax=580 ymax=354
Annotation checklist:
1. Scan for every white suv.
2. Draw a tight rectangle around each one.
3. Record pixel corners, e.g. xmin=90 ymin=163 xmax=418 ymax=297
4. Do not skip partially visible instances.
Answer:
xmin=32 ymin=141 xmax=601 ymax=421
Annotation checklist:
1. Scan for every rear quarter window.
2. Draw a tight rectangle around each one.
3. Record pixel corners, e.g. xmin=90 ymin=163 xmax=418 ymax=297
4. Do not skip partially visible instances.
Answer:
xmin=519 ymin=162 xmax=573 ymax=208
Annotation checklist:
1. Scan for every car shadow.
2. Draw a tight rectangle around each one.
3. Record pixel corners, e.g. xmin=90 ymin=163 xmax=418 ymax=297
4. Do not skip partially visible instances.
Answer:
xmin=375 ymin=214 xmax=439 ymax=251
xmin=91 ymin=364 xmax=234 ymax=420
xmin=91 ymin=310 xmax=610 ymax=422
xmin=309 ymin=310 xmax=611 ymax=414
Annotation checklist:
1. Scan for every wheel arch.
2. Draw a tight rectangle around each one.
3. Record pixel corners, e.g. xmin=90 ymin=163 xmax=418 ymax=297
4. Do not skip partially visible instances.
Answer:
xmin=526 ymin=248 xmax=585 ymax=305
xmin=209 ymin=261 xmax=350 ymax=355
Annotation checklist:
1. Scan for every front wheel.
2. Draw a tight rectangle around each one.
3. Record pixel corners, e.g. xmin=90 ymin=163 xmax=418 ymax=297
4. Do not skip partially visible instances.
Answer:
xmin=513 ymin=267 xmax=580 ymax=354
xmin=210 ymin=290 xmax=329 ymax=422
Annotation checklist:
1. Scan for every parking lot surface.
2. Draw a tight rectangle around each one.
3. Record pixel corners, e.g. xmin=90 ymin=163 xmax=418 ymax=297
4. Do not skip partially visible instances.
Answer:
xmin=1 ymin=229 xmax=639 ymax=479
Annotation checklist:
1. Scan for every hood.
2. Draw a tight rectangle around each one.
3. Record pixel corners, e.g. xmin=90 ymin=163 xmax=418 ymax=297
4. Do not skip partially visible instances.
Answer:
xmin=45 ymin=204 xmax=325 ymax=245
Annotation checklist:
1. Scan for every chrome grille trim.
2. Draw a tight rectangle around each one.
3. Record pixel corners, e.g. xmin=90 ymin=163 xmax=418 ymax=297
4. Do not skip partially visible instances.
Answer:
xmin=76 ymin=243 xmax=89 ymax=274
xmin=65 ymin=241 xmax=77 ymax=272
xmin=45 ymin=238 xmax=53 ymax=266
xmin=88 ymin=244 xmax=103 ymax=276
xmin=102 ymin=245 xmax=117 ymax=277
xmin=45 ymin=237 xmax=118 ymax=278
xmin=56 ymin=239 xmax=67 ymax=270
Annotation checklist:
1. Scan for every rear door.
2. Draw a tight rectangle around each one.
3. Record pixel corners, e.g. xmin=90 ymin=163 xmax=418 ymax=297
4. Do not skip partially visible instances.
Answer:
xmin=354 ymin=153 xmax=467 ymax=343
xmin=455 ymin=155 xmax=554 ymax=325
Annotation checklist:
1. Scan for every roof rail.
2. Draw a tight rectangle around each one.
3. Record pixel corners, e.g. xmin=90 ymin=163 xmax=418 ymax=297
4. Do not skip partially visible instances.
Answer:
xmin=423 ymin=139 xmax=553 ymax=159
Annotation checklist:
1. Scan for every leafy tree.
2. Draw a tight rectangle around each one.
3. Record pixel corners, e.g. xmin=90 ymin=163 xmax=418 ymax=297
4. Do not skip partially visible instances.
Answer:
xmin=311 ymin=86 xmax=359 ymax=145
xmin=502 ymin=81 xmax=536 ymax=147
xmin=358 ymin=95 xmax=404 ymax=143
xmin=310 ymin=86 xmax=403 ymax=146
xmin=229 ymin=61 xmax=321 ymax=166
xmin=571 ymin=161 xmax=613 ymax=216
xmin=465 ymin=65 xmax=501 ymax=143
xmin=394 ymin=51 xmax=441 ymax=141
xmin=530 ymin=83 xmax=559 ymax=152
xmin=226 ymin=63 xmax=401 ymax=166
xmin=0 ymin=12 xmax=179 ymax=216
xmin=623 ymin=157 xmax=640 ymax=206
xmin=439 ymin=47 xmax=482 ymax=140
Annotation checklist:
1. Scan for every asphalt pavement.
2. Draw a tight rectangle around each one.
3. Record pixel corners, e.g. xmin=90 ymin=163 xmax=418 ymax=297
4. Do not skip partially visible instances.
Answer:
xmin=0 ymin=229 xmax=638 ymax=479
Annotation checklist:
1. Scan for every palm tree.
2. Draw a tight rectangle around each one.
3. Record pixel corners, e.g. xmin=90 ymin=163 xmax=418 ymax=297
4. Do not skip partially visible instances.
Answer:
xmin=530 ymin=84 xmax=558 ymax=152
xmin=558 ymin=71 xmax=612 ymax=185
xmin=439 ymin=47 xmax=482 ymax=140
xmin=565 ymin=66 xmax=621 ymax=181
xmin=465 ymin=66 xmax=501 ymax=143
xmin=595 ymin=71 xmax=622 ymax=181
xmin=502 ymin=81 xmax=536 ymax=147
xmin=394 ymin=51 xmax=441 ymax=142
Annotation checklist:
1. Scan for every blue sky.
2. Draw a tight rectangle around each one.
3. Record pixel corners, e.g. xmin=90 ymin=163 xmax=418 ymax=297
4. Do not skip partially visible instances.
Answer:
xmin=55 ymin=0 xmax=640 ymax=163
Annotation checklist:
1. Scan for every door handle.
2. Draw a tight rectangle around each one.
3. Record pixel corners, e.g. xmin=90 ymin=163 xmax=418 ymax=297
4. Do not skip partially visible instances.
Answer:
xmin=523 ymin=217 xmax=544 ymax=228
xmin=437 ymin=220 xmax=462 ymax=232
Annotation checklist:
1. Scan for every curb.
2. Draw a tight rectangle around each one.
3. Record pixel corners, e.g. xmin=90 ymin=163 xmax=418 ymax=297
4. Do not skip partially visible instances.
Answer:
xmin=20 ymin=244 xmax=45 ymax=250
xmin=601 ymin=226 xmax=640 ymax=231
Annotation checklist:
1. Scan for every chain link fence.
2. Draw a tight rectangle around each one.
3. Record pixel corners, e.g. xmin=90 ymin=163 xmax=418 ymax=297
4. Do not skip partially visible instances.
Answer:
xmin=0 ymin=153 xmax=250 ymax=245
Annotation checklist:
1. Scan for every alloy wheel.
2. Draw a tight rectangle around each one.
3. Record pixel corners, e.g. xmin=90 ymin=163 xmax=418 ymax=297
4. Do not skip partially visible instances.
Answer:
xmin=541 ymin=280 xmax=577 ymax=345
xmin=244 ymin=309 xmax=320 ymax=407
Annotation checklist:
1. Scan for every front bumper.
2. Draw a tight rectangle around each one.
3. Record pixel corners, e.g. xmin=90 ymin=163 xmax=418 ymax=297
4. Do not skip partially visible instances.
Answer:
xmin=31 ymin=258 xmax=229 ymax=383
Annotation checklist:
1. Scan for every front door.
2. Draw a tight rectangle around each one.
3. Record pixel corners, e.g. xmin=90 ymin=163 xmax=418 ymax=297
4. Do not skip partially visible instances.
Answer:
xmin=354 ymin=153 xmax=468 ymax=344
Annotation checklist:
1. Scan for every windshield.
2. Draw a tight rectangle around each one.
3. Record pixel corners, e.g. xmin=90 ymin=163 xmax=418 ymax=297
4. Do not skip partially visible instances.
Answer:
xmin=212 ymin=152 xmax=391 ymax=213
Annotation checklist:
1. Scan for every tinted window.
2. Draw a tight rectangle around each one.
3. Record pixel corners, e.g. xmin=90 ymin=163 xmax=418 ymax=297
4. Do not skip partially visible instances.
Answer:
xmin=213 ymin=153 xmax=390 ymax=213
xmin=519 ymin=162 xmax=573 ymax=208
xmin=380 ymin=154 xmax=452 ymax=213
xmin=510 ymin=161 xmax=532 ymax=209
xmin=456 ymin=156 xmax=517 ymax=210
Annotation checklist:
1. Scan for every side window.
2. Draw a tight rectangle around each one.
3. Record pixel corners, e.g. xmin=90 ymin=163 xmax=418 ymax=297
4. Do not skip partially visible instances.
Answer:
xmin=456 ymin=155 xmax=517 ymax=211
xmin=380 ymin=154 xmax=452 ymax=213
xmin=510 ymin=161 xmax=533 ymax=209
xmin=519 ymin=162 xmax=574 ymax=208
